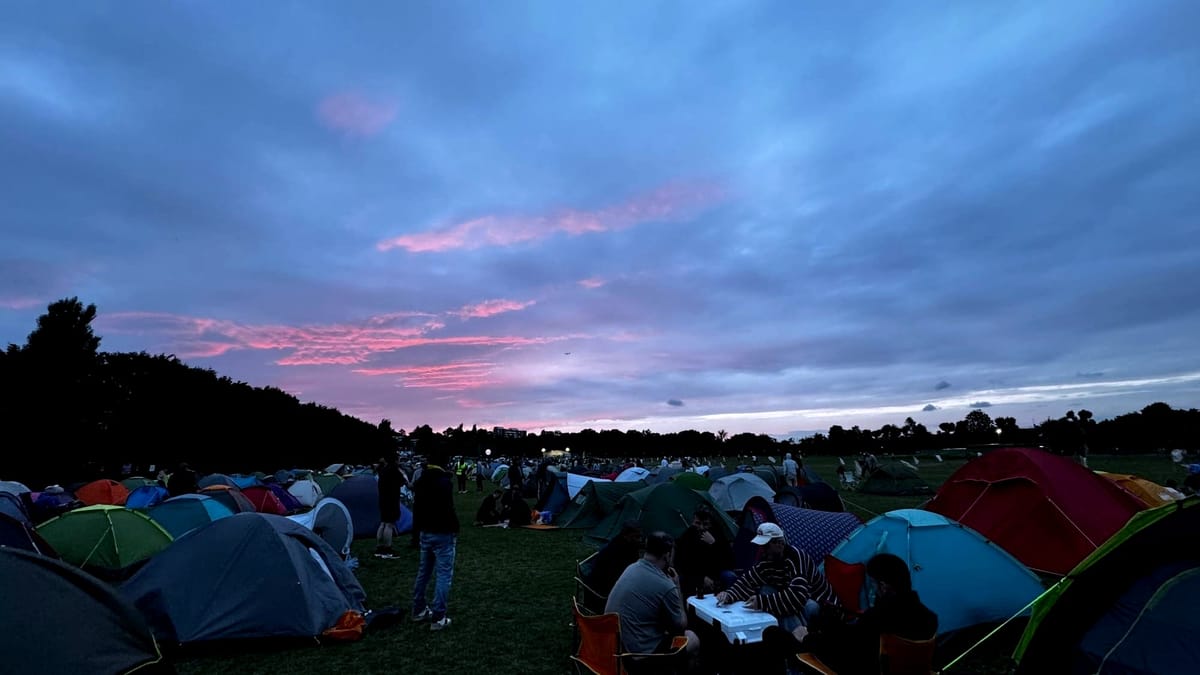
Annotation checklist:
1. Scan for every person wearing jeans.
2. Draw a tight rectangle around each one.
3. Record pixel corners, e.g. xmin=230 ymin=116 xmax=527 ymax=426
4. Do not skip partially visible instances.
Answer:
xmin=411 ymin=450 xmax=460 ymax=630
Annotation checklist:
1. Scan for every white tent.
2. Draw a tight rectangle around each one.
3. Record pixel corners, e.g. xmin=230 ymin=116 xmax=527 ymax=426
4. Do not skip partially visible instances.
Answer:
xmin=615 ymin=467 xmax=650 ymax=482
xmin=287 ymin=479 xmax=324 ymax=508
xmin=709 ymin=473 xmax=775 ymax=511
xmin=287 ymin=497 xmax=354 ymax=558
xmin=566 ymin=473 xmax=611 ymax=499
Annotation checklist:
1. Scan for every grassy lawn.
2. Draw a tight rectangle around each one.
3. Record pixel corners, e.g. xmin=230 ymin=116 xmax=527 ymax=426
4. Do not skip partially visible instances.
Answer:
xmin=177 ymin=453 xmax=1183 ymax=674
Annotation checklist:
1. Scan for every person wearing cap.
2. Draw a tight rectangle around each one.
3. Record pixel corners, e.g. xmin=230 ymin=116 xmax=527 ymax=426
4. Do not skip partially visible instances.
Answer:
xmin=716 ymin=522 xmax=838 ymax=632
xmin=605 ymin=531 xmax=700 ymax=665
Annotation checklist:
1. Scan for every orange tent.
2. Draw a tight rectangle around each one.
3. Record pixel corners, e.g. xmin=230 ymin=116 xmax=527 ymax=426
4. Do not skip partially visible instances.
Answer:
xmin=1096 ymin=472 xmax=1183 ymax=508
xmin=75 ymin=479 xmax=130 ymax=506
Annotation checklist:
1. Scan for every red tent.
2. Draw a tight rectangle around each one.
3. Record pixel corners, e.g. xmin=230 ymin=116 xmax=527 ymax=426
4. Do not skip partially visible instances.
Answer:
xmin=241 ymin=486 xmax=288 ymax=515
xmin=75 ymin=480 xmax=130 ymax=506
xmin=924 ymin=447 xmax=1146 ymax=575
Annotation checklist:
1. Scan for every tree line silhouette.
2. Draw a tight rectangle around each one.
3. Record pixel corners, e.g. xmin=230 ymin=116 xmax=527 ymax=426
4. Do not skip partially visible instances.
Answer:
xmin=2 ymin=298 xmax=1196 ymax=487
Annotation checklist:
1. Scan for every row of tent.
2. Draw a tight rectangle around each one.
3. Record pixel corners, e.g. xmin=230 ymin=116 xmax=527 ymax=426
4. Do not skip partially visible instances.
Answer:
xmin=558 ymin=447 xmax=1197 ymax=671
xmin=3 ymin=512 xmax=368 ymax=673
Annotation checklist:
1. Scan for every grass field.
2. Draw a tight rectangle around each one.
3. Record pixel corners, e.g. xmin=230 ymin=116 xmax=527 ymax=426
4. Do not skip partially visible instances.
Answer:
xmin=177 ymin=453 xmax=1185 ymax=675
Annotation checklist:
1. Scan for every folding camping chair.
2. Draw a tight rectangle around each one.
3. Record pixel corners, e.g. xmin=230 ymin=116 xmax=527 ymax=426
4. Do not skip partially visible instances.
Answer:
xmin=795 ymin=633 xmax=937 ymax=675
xmin=570 ymin=598 xmax=689 ymax=675
xmin=575 ymin=551 xmax=609 ymax=615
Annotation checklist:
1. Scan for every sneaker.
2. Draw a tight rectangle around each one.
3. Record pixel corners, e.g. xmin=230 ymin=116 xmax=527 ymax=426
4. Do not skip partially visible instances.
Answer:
xmin=412 ymin=607 xmax=432 ymax=622
xmin=431 ymin=616 xmax=451 ymax=631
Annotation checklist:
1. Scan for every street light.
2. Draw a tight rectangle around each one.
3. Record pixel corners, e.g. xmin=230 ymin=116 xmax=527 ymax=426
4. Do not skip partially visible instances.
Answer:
xmin=485 ymin=448 xmax=492 ymax=457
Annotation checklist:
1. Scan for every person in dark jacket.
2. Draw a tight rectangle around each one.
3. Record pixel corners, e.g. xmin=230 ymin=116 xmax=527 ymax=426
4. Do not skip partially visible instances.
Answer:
xmin=675 ymin=506 xmax=735 ymax=597
xmin=167 ymin=463 xmax=197 ymax=497
xmin=763 ymin=552 xmax=938 ymax=674
xmin=375 ymin=453 xmax=404 ymax=556
xmin=474 ymin=488 xmax=503 ymax=525
xmin=411 ymin=450 xmax=460 ymax=630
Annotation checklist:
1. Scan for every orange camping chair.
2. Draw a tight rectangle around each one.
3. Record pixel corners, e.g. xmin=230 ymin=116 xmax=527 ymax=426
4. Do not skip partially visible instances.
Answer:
xmin=823 ymin=555 xmax=867 ymax=615
xmin=879 ymin=633 xmax=937 ymax=675
xmin=571 ymin=598 xmax=689 ymax=675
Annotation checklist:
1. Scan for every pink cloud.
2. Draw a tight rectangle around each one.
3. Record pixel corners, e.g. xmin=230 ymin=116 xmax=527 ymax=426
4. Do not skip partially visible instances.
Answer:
xmin=452 ymin=298 xmax=536 ymax=319
xmin=578 ymin=277 xmax=607 ymax=290
xmin=316 ymin=91 xmax=398 ymax=137
xmin=100 ymin=311 xmax=564 ymax=367
xmin=353 ymin=360 xmax=500 ymax=391
xmin=377 ymin=181 xmax=726 ymax=253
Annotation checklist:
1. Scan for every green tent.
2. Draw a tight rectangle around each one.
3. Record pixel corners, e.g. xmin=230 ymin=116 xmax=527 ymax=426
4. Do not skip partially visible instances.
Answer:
xmin=1014 ymin=497 xmax=1200 ymax=673
xmin=312 ymin=472 xmax=343 ymax=496
xmin=858 ymin=461 xmax=932 ymax=496
xmin=37 ymin=505 xmax=173 ymax=572
xmin=753 ymin=466 xmax=780 ymax=490
xmin=120 ymin=477 xmax=159 ymax=492
xmin=586 ymin=483 xmax=736 ymax=546
xmin=673 ymin=472 xmax=712 ymax=491
xmin=559 ymin=479 xmax=648 ymax=529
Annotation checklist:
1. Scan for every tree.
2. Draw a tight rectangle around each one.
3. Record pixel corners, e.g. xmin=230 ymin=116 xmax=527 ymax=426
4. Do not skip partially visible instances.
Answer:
xmin=963 ymin=410 xmax=995 ymax=437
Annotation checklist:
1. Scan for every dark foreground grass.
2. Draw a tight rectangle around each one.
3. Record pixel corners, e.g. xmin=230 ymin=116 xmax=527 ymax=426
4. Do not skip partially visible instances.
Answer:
xmin=177 ymin=454 xmax=1184 ymax=674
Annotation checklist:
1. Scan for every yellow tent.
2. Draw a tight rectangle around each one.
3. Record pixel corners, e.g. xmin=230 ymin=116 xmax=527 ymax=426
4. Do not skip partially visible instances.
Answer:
xmin=1095 ymin=472 xmax=1183 ymax=507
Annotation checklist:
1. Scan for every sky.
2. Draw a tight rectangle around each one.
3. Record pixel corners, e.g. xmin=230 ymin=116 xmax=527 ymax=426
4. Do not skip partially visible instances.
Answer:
xmin=1 ymin=2 xmax=1198 ymax=438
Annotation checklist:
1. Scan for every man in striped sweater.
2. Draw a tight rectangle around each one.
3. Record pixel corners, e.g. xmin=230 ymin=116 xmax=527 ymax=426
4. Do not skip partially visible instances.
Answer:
xmin=716 ymin=522 xmax=838 ymax=632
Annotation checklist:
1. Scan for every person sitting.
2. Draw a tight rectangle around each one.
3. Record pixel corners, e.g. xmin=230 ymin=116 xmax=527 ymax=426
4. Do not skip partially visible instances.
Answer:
xmin=605 ymin=532 xmax=700 ymax=671
xmin=675 ymin=505 xmax=736 ymax=597
xmin=716 ymin=523 xmax=838 ymax=632
xmin=764 ymin=552 xmax=938 ymax=674
xmin=586 ymin=520 xmax=643 ymax=599
xmin=500 ymin=487 xmax=531 ymax=527
xmin=474 ymin=488 xmax=504 ymax=525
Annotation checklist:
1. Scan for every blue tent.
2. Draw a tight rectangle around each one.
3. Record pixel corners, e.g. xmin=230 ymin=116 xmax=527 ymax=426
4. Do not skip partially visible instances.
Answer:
xmin=0 ymin=491 xmax=28 ymax=523
xmin=829 ymin=509 xmax=1045 ymax=635
xmin=231 ymin=474 xmax=263 ymax=490
xmin=328 ymin=475 xmax=412 ymax=538
xmin=146 ymin=494 xmax=234 ymax=539
xmin=125 ymin=486 xmax=170 ymax=509
xmin=122 ymin=513 xmax=366 ymax=645
xmin=536 ymin=472 xmax=571 ymax=517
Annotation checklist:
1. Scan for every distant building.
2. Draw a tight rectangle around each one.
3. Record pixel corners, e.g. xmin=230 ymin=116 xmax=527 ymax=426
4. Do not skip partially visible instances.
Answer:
xmin=492 ymin=426 xmax=526 ymax=439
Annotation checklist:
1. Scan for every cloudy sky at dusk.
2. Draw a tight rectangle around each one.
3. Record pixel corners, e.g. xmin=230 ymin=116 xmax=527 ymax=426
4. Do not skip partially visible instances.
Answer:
xmin=2 ymin=2 xmax=1197 ymax=437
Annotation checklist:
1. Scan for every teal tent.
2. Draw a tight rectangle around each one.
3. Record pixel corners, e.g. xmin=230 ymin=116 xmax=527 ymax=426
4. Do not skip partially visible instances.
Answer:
xmin=829 ymin=509 xmax=1044 ymax=634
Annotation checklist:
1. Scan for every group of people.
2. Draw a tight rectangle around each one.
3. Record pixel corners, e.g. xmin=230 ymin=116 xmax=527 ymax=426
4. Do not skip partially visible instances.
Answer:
xmin=590 ymin=510 xmax=938 ymax=674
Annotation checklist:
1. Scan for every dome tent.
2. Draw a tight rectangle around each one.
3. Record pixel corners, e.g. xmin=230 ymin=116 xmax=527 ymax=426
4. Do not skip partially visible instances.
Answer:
xmin=122 ymin=513 xmax=366 ymax=646
xmin=709 ymin=473 xmax=775 ymax=511
xmin=147 ymin=495 xmax=235 ymax=539
xmin=1 ymin=548 xmax=168 ymax=674
xmin=586 ymin=483 xmax=736 ymax=546
xmin=857 ymin=461 xmax=931 ymax=496
xmin=37 ymin=505 xmax=172 ymax=575
xmin=829 ymin=509 xmax=1045 ymax=635
xmin=288 ymin=497 xmax=354 ymax=559
xmin=328 ymin=474 xmax=412 ymax=538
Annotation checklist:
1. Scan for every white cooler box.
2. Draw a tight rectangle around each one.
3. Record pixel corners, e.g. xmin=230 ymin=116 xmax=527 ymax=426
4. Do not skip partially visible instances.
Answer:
xmin=687 ymin=595 xmax=778 ymax=645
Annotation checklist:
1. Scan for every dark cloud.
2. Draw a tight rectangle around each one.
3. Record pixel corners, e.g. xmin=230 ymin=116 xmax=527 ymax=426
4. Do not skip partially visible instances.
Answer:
xmin=666 ymin=399 xmax=684 ymax=407
xmin=969 ymin=402 xmax=993 ymax=409
xmin=922 ymin=404 xmax=939 ymax=412
xmin=935 ymin=381 xmax=952 ymax=391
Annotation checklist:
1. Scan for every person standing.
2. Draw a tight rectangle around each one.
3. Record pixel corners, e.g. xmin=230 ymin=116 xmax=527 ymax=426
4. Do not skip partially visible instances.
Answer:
xmin=375 ymin=453 xmax=404 ymax=558
xmin=455 ymin=458 xmax=469 ymax=494
xmin=783 ymin=452 xmax=799 ymax=487
xmin=412 ymin=449 xmax=460 ymax=631
xmin=475 ymin=458 xmax=486 ymax=493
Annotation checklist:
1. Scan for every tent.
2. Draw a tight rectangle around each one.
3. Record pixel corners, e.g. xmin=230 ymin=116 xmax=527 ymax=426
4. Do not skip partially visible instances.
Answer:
xmin=230 ymin=474 xmax=263 ymax=490
xmin=1 ymin=548 xmax=168 ymax=674
xmin=1015 ymin=497 xmax=1200 ymax=674
xmin=753 ymin=467 xmax=780 ymax=490
xmin=147 ymin=495 xmax=235 ymax=539
xmin=242 ymin=485 xmax=290 ymax=515
xmin=925 ymin=447 xmax=1147 ymax=575
xmin=586 ymin=483 xmax=736 ymax=546
xmin=287 ymin=479 xmax=324 ymax=508
xmin=673 ymin=471 xmax=712 ymax=491
xmin=122 ymin=513 xmax=367 ymax=646
xmin=312 ymin=472 xmax=343 ymax=496
xmin=566 ymin=472 xmax=610 ymax=499
xmin=288 ymin=498 xmax=354 ymax=558
xmin=733 ymin=497 xmax=859 ymax=568
xmin=1096 ymin=471 xmax=1184 ymax=508
xmin=857 ymin=461 xmax=932 ymax=496
xmin=829 ymin=509 xmax=1045 ymax=635
xmin=328 ymin=474 xmax=412 ymax=538
xmin=0 ymin=480 xmax=31 ymax=495
xmin=615 ymin=466 xmax=651 ymax=483
xmin=36 ymin=505 xmax=173 ymax=575
xmin=121 ymin=477 xmax=160 ymax=492
xmin=706 ymin=466 xmax=731 ymax=482
xmin=125 ymin=486 xmax=171 ymax=509
xmin=0 ymin=490 xmax=28 ymax=523
xmin=75 ymin=479 xmax=131 ymax=506
xmin=0 ymin=512 xmax=58 ymax=556
xmin=200 ymin=485 xmax=257 ymax=513
xmin=558 ymin=479 xmax=648 ymax=530
xmin=535 ymin=472 xmax=571 ymax=517
xmin=709 ymin=473 xmax=775 ymax=512
xmin=197 ymin=473 xmax=238 ymax=489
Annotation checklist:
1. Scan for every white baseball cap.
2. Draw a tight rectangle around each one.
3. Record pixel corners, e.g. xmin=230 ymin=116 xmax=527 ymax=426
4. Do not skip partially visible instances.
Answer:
xmin=751 ymin=522 xmax=786 ymax=545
